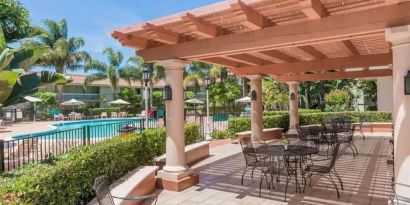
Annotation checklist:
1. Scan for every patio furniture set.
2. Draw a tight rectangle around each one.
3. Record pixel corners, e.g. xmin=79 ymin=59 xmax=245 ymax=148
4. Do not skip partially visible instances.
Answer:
xmin=239 ymin=119 xmax=355 ymax=201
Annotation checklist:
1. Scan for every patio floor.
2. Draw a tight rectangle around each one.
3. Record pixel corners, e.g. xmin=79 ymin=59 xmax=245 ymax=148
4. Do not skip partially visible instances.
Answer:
xmin=156 ymin=135 xmax=393 ymax=205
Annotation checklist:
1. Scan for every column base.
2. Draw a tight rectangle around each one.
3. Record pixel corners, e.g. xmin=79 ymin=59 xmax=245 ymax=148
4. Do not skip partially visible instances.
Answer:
xmin=156 ymin=169 xmax=198 ymax=192
xmin=286 ymin=129 xmax=299 ymax=136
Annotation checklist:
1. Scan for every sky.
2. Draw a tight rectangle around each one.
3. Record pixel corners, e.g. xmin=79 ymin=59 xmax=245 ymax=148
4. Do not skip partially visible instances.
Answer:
xmin=21 ymin=0 xmax=222 ymax=74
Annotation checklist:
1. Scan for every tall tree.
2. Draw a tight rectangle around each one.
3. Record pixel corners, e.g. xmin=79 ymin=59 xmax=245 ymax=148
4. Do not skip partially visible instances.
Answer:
xmin=0 ymin=0 xmax=32 ymax=42
xmin=84 ymin=48 xmax=132 ymax=100
xmin=25 ymin=19 xmax=89 ymax=102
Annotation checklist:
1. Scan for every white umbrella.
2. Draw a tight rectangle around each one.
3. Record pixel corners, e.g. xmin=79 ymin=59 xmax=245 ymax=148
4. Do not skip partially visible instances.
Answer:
xmin=235 ymin=96 xmax=251 ymax=103
xmin=24 ymin=96 xmax=42 ymax=122
xmin=185 ymin=98 xmax=204 ymax=104
xmin=61 ymin=99 xmax=85 ymax=112
xmin=109 ymin=99 xmax=131 ymax=105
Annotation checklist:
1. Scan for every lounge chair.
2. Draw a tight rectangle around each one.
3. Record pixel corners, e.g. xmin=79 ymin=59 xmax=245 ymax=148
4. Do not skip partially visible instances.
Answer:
xmin=101 ymin=112 xmax=108 ymax=118
xmin=140 ymin=110 xmax=146 ymax=118
xmin=75 ymin=113 xmax=83 ymax=120
xmin=120 ymin=112 xmax=127 ymax=118
xmin=0 ymin=119 xmax=4 ymax=127
xmin=111 ymin=112 xmax=118 ymax=118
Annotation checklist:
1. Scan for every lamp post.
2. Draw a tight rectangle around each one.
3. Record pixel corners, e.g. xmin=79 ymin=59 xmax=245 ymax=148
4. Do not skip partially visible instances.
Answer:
xmin=204 ymin=75 xmax=212 ymax=141
xmin=143 ymin=65 xmax=151 ymax=129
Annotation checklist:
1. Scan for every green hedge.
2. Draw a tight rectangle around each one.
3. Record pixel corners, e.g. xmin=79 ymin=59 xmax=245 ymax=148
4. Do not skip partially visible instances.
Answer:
xmin=227 ymin=115 xmax=289 ymax=138
xmin=227 ymin=111 xmax=391 ymax=138
xmin=0 ymin=124 xmax=201 ymax=205
xmin=264 ymin=109 xmax=321 ymax=116
xmin=89 ymin=107 xmax=120 ymax=115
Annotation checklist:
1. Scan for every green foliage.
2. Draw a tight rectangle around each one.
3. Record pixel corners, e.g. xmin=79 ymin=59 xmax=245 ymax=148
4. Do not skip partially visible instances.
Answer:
xmin=185 ymin=123 xmax=202 ymax=144
xmin=212 ymin=130 xmax=227 ymax=140
xmin=185 ymin=90 xmax=195 ymax=100
xmin=153 ymin=90 xmax=164 ymax=108
xmin=0 ymin=0 xmax=32 ymax=41
xmin=34 ymin=91 xmax=56 ymax=107
xmin=227 ymin=115 xmax=289 ymax=139
xmin=209 ymin=78 xmax=242 ymax=107
xmin=0 ymin=124 xmax=201 ymax=205
xmin=324 ymin=90 xmax=352 ymax=112
xmin=262 ymin=77 xmax=289 ymax=110
xmin=118 ymin=87 xmax=142 ymax=113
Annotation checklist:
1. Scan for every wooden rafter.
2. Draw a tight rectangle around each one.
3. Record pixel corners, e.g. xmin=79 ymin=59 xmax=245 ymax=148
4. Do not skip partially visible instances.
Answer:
xmin=224 ymin=54 xmax=271 ymax=66
xmin=300 ymin=0 xmax=328 ymax=19
xmin=137 ymin=3 xmax=410 ymax=61
xmin=143 ymin=23 xmax=180 ymax=44
xmin=111 ymin=31 xmax=149 ymax=49
xmin=298 ymin=45 xmax=326 ymax=59
xmin=259 ymin=50 xmax=298 ymax=62
xmin=199 ymin=57 xmax=250 ymax=68
xmin=181 ymin=13 xmax=218 ymax=38
xmin=275 ymin=69 xmax=392 ymax=82
xmin=230 ymin=53 xmax=392 ymax=75
xmin=230 ymin=0 xmax=272 ymax=30
xmin=342 ymin=40 xmax=360 ymax=56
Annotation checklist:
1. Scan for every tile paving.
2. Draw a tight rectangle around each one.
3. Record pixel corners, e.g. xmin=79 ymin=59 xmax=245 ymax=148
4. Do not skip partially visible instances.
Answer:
xmin=156 ymin=135 xmax=393 ymax=205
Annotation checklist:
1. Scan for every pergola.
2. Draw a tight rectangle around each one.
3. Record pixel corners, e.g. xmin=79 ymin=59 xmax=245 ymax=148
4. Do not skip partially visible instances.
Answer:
xmin=112 ymin=0 xmax=410 ymax=197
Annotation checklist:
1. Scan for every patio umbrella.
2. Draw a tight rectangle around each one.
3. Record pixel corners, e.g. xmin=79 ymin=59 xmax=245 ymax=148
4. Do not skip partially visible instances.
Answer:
xmin=185 ymin=98 xmax=204 ymax=104
xmin=235 ymin=96 xmax=251 ymax=103
xmin=61 ymin=99 xmax=85 ymax=112
xmin=108 ymin=99 xmax=131 ymax=105
xmin=24 ymin=96 xmax=42 ymax=122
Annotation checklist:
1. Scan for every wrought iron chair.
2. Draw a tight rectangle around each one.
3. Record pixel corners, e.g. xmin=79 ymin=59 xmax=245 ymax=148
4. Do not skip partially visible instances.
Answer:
xmin=390 ymin=181 xmax=410 ymax=204
xmin=93 ymin=176 xmax=158 ymax=205
xmin=359 ymin=114 xmax=372 ymax=140
xmin=239 ymin=137 xmax=267 ymax=185
xmin=303 ymin=142 xmax=343 ymax=198
xmin=337 ymin=124 xmax=358 ymax=157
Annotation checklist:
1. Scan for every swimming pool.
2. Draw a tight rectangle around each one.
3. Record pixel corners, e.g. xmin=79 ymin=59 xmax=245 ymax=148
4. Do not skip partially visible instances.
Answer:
xmin=12 ymin=118 xmax=153 ymax=140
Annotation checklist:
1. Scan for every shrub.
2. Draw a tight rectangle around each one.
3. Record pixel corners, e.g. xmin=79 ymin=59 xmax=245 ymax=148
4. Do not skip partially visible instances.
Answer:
xmin=89 ymin=107 xmax=120 ymax=115
xmin=184 ymin=123 xmax=202 ymax=144
xmin=0 ymin=123 xmax=201 ymax=205
xmin=324 ymin=90 xmax=353 ymax=112
xmin=227 ymin=115 xmax=289 ymax=138
xmin=212 ymin=130 xmax=227 ymax=140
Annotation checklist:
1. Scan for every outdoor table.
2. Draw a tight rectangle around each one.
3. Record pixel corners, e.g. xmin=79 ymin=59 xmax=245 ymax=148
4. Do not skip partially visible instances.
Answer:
xmin=258 ymin=144 xmax=319 ymax=193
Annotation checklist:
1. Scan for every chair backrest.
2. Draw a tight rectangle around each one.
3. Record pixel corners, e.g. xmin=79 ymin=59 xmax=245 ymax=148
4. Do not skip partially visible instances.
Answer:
xmin=329 ymin=142 xmax=341 ymax=169
xmin=101 ymin=112 xmax=107 ymax=117
xmin=93 ymin=176 xmax=115 ymax=205
xmin=239 ymin=137 xmax=259 ymax=165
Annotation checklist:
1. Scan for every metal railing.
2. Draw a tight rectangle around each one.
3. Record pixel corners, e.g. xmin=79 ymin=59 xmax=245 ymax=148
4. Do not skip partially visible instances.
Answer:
xmin=185 ymin=113 xmax=239 ymax=139
xmin=0 ymin=118 xmax=161 ymax=172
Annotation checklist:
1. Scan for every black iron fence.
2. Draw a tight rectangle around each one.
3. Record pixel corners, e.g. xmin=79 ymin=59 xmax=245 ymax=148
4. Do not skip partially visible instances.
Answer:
xmin=0 ymin=118 xmax=161 ymax=173
xmin=185 ymin=113 xmax=241 ymax=138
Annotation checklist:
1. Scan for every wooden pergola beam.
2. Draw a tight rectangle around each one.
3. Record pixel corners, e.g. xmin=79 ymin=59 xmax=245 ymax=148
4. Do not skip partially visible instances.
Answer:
xmin=224 ymin=54 xmax=271 ymax=66
xmin=112 ymin=31 xmax=149 ymax=49
xmin=230 ymin=0 xmax=271 ymax=30
xmin=143 ymin=23 xmax=180 ymax=44
xmin=259 ymin=50 xmax=298 ymax=62
xmin=230 ymin=53 xmax=392 ymax=75
xmin=298 ymin=45 xmax=326 ymax=59
xmin=275 ymin=69 xmax=392 ymax=82
xmin=200 ymin=57 xmax=250 ymax=67
xmin=137 ymin=3 xmax=410 ymax=61
xmin=299 ymin=0 xmax=328 ymax=19
xmin=181 ymin=13 xmax=218 ymax=38
xmin=342 ymin=40 xmax=360 ymax=56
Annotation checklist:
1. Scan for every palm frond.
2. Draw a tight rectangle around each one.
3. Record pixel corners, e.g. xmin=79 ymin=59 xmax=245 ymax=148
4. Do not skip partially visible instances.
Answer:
xmin=84 ymin=59 xmax=107 ymax=73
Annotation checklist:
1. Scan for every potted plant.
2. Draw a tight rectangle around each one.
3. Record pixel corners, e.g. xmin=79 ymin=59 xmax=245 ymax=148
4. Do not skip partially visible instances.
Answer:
xmin=281 ymin=136 xmax=290 ymax=150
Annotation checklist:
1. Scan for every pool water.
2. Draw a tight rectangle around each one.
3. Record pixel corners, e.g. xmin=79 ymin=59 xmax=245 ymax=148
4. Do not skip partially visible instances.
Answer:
xmin=12 ymin=118 xmax=154 ymax=140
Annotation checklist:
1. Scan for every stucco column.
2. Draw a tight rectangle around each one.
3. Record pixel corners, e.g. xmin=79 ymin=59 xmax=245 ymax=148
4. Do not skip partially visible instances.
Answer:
xmin=287 ymin=81 xmax=299 ymax=134
xmin=386 ymin=25 xmax=410 ymax=197
xmin=248 ymin=75 xmax=263 ymax=143
xmin=156 ymin=59 xmax=189 ymax=174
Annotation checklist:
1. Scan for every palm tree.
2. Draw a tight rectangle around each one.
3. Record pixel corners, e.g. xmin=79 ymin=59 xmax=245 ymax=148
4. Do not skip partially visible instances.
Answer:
xmin=24 ymin=19 xmax=89 ymax=102
xmin=119 ymin=56 xmax=144 ymax=86
xmin=84 ymin=48 xmax=133 ymax=100
xmin=148 ymin=64 xmax=165 ymax=107
xmin=183 ymin=61 xmax=210 ymax=91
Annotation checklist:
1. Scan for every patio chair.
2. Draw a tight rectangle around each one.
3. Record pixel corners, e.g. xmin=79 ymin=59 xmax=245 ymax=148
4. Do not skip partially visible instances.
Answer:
xmin=337 ymin=124 xmax=358 ymax=157
xmin=303 ymin=142 xmax=343 ymax=198
xmin=140 ymin=110 xmax=146 ymax=118
xmin=101 ymin=112 xmax=108 ymax=118
xmin=0 ymin=118 xmax=4 ymax=127
xmin=239 ymin=137 xmax=267 ymax=185
xmin=390 ymin=181 xmax=410 ymax=205
xmin=93 ymin=176 xmax=158 ymax=205
xmin=111 ymin=112 xmax=118 ymax=118
xmin=359 ymin=114 xmax=372 ymax=140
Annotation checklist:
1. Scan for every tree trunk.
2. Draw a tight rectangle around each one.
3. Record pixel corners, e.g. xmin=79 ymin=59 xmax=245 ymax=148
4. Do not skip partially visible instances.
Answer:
xmin=57 ymin=85 xmax=63 ymax=103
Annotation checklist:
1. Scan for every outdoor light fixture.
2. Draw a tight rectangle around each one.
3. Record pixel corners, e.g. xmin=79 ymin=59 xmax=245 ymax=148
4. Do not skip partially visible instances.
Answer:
xmin=405 ymin=71 xmax=410 ymax=95
xmin=251 ymin=90 xmax=257 ymax=101
xmin=204 ymin=75 xmax=211 ymax=89
xmin=290 ymin=93 xmax=296 ymax=100
xmin=142 ymin=64 xmax=151 ymax=86
xmin=163 ymin=85 xmax=172 ymax=100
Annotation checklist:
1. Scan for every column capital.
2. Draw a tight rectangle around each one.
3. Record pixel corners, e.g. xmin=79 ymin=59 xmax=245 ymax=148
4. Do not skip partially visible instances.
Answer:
xmin=287 ymin=81 xmax=300 ymax=86
xmin=385 ymin=25 xmax=410 ymax=48
xmin=247 ymin=74 xmax=262 ymax=81
xmin=156 ymin=59 xmax=187 ymax=70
